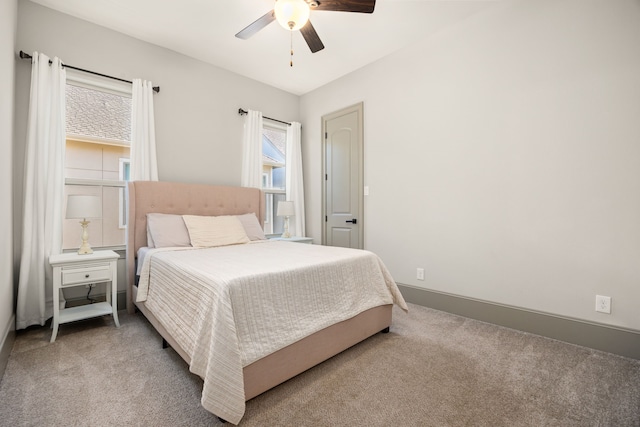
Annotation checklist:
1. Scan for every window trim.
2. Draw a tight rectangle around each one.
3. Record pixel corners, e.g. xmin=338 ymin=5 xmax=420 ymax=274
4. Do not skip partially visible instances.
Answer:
xmin=118 ymin=159 xmax=131 ymax=229
xmin=66 ymin=69 xmax=132 ymax=97
xmin=65 ymin=178 xmax=127 ymax=188
xmin=67 ymin=134 xmax=130 ymax=148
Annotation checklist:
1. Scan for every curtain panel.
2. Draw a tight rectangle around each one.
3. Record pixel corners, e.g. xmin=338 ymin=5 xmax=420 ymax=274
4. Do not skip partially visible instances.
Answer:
xmin=241 ymin=110 xmax=263 ymax=188
xmin=16 ymin=53 xmax=66 ymax=329
xmin=286 ymin=122 xmax=305 ymax=237
xmin=130 ymin=79 xmax=158 ymax=181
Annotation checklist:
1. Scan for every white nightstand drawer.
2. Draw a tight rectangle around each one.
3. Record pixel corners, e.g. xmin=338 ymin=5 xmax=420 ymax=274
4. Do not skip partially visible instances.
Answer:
xmin=62 ymin=264 xmax=111 ymax=286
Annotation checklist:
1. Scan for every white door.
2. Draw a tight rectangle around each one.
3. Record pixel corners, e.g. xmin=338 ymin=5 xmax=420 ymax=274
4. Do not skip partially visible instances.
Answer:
xmin=323 ymin=103 xmax=363 ymax=249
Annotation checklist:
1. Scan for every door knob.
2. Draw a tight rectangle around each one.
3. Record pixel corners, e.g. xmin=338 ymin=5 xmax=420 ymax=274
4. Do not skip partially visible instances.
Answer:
xmin=346 ymin=219 xmax=357 ymax=224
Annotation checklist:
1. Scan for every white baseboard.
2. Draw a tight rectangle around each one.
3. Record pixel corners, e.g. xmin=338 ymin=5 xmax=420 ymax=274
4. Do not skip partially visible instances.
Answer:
xmin=0 ymin=314 xmax=15 ymax=379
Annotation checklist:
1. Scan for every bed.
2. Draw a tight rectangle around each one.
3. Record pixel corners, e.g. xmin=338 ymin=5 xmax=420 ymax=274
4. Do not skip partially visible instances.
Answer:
xmin=126 ymin=181 xmax=408 ymax=424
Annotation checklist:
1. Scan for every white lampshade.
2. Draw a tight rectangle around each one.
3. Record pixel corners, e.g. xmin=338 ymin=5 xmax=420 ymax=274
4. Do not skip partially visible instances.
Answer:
xmin=274 ymin=0 xmax=310 ymax=31
xmin=277 ymin=201 xmax=295 ymax=217
xmin=66 ymin=195 xmax=101 ymax=219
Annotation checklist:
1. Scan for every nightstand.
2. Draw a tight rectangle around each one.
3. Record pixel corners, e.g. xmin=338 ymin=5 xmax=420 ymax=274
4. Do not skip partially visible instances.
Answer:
xmin=49 ymin=250 xmax=120 ymax=342
xmin=270 ymin=236 xmax=313 ymax=244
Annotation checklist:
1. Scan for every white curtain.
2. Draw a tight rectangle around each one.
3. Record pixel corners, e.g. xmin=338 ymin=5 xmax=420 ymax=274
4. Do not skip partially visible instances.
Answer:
xmin=130 ymin=79 xmax=158 ymax=181
xmin=16 ymin=53 xmax=66 ymax=330
xmin=241 ymin=110 xmax=263 ymax=188
xmin=285 ymin=122 xmax=305 ymax=237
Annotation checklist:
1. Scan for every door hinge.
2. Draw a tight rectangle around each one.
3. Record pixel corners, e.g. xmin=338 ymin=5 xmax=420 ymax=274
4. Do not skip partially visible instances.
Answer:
xmin=325 ymin=174 xmax=328 ymax=180
xmin=325 ymin=132 xmax=328 ymax=139
xmin=325 ymin=215 xmax=328 ymax=222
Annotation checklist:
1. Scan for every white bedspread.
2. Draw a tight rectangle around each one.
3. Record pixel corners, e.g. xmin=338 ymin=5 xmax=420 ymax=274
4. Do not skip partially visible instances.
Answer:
xmin=137 ymin=240 xmax=407 ymax=424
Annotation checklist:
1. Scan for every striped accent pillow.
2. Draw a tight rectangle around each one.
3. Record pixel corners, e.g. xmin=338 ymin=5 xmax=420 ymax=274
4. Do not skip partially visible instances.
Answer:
xmin=182 ymin=215 xmax=250 ymax=248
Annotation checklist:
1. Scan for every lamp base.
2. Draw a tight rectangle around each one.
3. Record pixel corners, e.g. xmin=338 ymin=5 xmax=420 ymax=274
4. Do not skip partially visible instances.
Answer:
xmin=77 ymin=244 xmax=94 ymax=255
xmin=77 ymin=219 xmax=94 ymax=255
xmin=281 ymin=216 xmax=291 ymax=238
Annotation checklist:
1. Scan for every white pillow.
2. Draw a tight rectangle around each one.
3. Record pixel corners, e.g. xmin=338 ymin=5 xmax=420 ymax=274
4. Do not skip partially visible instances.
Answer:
xmin=147 ymin=213 xmax=192 ymax=248
xmin=236 ymin=213 xmax=266 ymax=241
xmin=147 ymin=226 xmax=155 ymax=248
xmin=182 ymin=215 xmax=250 ymax=248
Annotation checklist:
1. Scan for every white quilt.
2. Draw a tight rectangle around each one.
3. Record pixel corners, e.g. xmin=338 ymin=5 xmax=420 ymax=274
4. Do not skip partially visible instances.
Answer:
xmin=137 ymin=240 xmax=408 ymax=424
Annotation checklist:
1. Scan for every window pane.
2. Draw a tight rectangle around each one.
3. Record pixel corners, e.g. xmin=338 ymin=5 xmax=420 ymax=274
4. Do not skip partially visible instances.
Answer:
xmin=63 ymin=183 xmax=127 ymax=249
xmin=103 ymin=186 xmax=126 ymax=245
xmin=262 ymin=127 xmax=286 ymax=191
xmin=63 ymin=185 xmax=104 ymax=250
xmin=264 ymin=192 xmax=286 ymax=236
xmin=66 ymin=84 xmax=131 ymax=143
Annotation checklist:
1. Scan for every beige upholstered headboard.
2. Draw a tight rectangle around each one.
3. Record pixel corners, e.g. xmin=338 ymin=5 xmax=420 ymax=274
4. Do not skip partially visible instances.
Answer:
xmin=126 ymin=181 xmax=265 ymax=313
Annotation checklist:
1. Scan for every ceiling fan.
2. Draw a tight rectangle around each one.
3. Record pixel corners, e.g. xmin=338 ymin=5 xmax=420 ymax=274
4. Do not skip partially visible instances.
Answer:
xmin=235 ymin=0 xmax=376 ymax=54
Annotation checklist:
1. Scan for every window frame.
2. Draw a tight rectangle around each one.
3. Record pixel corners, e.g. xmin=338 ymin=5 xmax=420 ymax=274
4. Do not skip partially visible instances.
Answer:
xmin=261 ymin=122 xmax=288 ymax=237
xmin=63 ymin=71 xmax=132 ymax=251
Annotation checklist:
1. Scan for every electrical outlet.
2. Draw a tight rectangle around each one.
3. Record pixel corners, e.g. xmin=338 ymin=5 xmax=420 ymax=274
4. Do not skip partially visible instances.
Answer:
xmin=595 ymin=295 xmax=611 ymax=314
xmin=416 ymin=268 xmax=425 ymax=281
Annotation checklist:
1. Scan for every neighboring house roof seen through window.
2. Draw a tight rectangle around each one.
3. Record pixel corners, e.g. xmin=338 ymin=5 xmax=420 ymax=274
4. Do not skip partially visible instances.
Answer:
xmin=263 ymin=127 xmax=285 ymax=166
xmin=66 ymin=84 xmax=131 ymax=143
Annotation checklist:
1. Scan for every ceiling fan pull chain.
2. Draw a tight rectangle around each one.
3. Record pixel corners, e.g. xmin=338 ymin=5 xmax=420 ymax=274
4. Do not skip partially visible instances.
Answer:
xmin=290 ymin=31 xmax=294 ymax=67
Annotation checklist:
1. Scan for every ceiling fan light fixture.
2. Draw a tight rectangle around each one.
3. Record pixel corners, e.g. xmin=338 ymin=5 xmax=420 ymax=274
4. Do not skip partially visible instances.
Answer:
xmin=274 ymin=0 xmax=310 ymax=31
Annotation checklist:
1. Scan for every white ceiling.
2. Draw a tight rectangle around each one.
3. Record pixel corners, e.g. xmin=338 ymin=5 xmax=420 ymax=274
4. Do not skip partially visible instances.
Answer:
xmin=29 ymin=0 xmax=503 ymax=95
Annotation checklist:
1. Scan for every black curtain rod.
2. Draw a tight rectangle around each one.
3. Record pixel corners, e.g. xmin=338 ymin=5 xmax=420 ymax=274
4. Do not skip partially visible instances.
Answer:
xmin=19 ymin=51 xmax=160 ymax=93
xmin=238 ymin=108 xmax=291 ymax=126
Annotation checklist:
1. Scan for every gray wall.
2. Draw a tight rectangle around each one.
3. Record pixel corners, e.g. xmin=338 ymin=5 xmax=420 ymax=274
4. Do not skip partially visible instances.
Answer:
xmin=1 ymin=0 xmax=18 ymax=368
xmin=13 ymin=0 xmax=300 ymax=294
xmin=300 ymin=0 xmax=640 ymax=332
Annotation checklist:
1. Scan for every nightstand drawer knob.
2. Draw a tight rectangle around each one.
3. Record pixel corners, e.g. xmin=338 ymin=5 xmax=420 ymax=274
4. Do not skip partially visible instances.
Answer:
xmin=85 ymin=274 xmax=90 ymax=278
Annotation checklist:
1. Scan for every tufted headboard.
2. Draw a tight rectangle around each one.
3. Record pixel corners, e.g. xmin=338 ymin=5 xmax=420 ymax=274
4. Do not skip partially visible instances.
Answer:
xmin=126 ymin=180 xmax=265 ymax=313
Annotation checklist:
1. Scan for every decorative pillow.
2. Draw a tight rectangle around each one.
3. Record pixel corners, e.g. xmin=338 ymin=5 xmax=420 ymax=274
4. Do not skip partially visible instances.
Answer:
xmin=146 ymin=213 xmax=192 ymax=248
xmin=182 ymin=215 xmax=250 ymax=248
xmin=236 ymin=213 xmax=266 ymax=241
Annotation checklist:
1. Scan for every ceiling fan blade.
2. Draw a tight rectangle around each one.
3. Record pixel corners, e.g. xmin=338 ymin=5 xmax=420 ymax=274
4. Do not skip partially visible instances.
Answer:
xmin=235 ymin=10 xmax=276 ymax=40
xmin=313 ymin=0 xmax=376 ymax=13
xmin=300 ymin=20 xmax=325 ymax=53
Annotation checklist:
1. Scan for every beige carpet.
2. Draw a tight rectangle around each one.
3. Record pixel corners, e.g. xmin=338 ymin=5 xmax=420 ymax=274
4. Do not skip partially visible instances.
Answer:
xmin=1 ymin=303 xmax=639 ymax=426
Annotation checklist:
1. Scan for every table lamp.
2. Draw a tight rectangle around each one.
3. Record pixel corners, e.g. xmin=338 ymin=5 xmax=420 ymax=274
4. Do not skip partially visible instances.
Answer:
xmin=277 ymin=201 xmax=295 ymax=238
xmin=66 ymin=195 xmax=101 ymax=255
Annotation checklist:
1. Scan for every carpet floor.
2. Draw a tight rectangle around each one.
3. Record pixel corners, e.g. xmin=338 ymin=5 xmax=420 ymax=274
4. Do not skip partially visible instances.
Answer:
xmin=0 ymin=303 xmax=638 ymax=426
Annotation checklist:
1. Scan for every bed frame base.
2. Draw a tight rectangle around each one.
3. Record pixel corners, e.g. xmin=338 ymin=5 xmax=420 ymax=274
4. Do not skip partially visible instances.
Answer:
xmin=133 ymin=283 xmax=392 ymax=402
xmin=242 ymin=303 xmax=392 ymax=400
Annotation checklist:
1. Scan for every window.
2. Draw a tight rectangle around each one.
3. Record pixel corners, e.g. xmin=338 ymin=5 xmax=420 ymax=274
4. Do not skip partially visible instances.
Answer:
xmin=262 ymin=124 xmax=287 ymax=236
xmin=62 ymin=73 xmax=132 ymax=250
